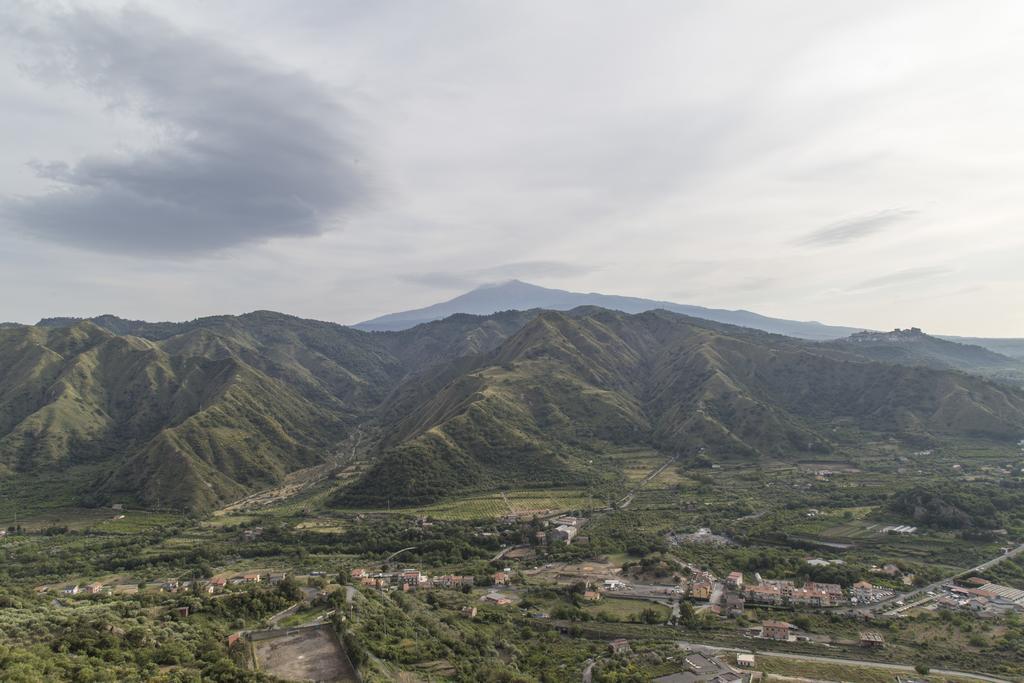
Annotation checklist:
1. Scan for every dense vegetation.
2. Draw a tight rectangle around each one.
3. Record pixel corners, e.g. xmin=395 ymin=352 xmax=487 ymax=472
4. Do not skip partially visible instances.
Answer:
xmin=5 ymin=308 xmax=1024 ymax=513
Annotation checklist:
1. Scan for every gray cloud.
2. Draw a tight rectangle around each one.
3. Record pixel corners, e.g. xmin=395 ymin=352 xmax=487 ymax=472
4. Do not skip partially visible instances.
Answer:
xmin=798 ymin=209 xmax=916 ymax=247
xmin=402 ymin=260 xmax=597 ymax=290
xmin=1 ymin=6 xmax=367 ymax=256
xmin=849 ymin=266 xmax=950 ymax=291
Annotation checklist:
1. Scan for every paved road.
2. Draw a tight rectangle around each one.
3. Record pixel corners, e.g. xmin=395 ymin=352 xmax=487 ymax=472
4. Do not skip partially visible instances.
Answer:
xmin=870 ymin=541 xmax=1024 ymax=615
xmin=673 ymin=640 xmax=1011 ymax=683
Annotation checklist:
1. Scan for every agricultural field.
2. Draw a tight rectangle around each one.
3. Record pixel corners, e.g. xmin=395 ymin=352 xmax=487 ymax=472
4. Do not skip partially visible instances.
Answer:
xmin=399 ymin=489 xmax=595 ymax=520
xmin=5 ymin=506 xmax=183 ymax=533
xmin=751 ymin=654 xmax=978 ymax=683
xmin=583 ymin=596 xmax=670 ymax=621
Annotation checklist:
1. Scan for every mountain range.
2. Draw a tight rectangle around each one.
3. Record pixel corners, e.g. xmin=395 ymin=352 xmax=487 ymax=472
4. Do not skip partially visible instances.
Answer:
xmin=3 ymin=305 xmax=1024 ymax=512
xmin=354 ymin=280 xmax=1024 ymax=359
xmin=354 ymin=279 xmax=867 ymax=339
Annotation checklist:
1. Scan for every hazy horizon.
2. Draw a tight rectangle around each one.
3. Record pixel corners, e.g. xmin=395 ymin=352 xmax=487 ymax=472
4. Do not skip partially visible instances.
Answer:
xmin=2 ymin=2 xmax=1023 ymax=335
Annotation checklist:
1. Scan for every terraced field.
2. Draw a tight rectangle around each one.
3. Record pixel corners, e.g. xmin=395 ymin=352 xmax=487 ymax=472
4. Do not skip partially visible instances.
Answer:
xmin=406 ymin=489 xmax=594 ymax=520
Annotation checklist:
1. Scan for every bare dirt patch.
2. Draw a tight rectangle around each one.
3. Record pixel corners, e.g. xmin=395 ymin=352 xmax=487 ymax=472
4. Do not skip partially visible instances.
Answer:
xmin=252 ymin=625 xmax=358 ymax=682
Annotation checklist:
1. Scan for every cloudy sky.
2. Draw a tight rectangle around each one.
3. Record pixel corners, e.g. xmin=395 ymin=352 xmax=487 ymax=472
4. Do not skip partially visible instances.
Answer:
xmin=1 ymin=1 xmax=1022 ymax=336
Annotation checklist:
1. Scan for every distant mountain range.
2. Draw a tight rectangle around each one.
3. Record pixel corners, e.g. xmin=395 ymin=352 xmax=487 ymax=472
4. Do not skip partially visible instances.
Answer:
xmin=354 ymin=279 xmax=866 ymax=340
xmin=4 ymin=307 xmax=1024 ymax=512
xmin=354 ymin=280 xmax=1024 ymax=360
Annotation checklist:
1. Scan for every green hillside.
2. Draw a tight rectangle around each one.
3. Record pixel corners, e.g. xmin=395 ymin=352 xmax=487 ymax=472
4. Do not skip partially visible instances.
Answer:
xmin=0 ymin=310 xmax=537 ymax=512
xmin=334 ymin=310 xmax=1024 ymax=507
xmin=7 ymin=308 xmax=1024 ymax=513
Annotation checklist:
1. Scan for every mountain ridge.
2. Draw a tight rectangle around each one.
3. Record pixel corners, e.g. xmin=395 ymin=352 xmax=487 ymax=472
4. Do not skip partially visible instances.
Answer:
xmin=7 ymin=307 xmax=1024 ymax=512
xmin=333 ymin=308 xmax=1024 ymax=507
xmin=353 ymin=279 xmax=867 ymax=340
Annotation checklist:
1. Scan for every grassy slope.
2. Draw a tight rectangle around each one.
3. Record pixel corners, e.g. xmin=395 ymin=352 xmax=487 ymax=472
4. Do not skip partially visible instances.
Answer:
xmin=335 ymin=310 xmax=1024 ymax=507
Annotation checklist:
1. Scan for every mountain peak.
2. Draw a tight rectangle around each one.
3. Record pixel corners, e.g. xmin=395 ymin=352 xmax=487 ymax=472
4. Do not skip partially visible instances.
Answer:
xmin=354 ymin=280 xmax=865 ymax=339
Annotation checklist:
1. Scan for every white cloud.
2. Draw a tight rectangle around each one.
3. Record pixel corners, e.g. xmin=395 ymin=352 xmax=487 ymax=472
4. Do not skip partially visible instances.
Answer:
xmin=0 ymin=1 xmax=1022 ymax=335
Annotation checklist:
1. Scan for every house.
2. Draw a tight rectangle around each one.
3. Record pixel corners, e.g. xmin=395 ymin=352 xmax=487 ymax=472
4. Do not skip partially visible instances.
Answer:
xmin=859 ymin=631 xmax=885 ymax=648
xmin=162 ymin=579 xmax=180 ymax=592
xmin=493 ymin=571 xmax=512 ymax=586
xmin=726 ymin=571 xmax=743 ymax=589
xmin=554 ymin=515 xmax=583 ymax=528
xmin=461 ymin=606 xmax=477 ymax=618
xmin=227 ymin=632 xmax=243 ymax=647
xmin=62 ymin=584 xmax=80 ymax=595
xmin=351 ymin=568 xmax=368 ymax=580
xmin=745 ymin=584 xmax=784 ymax=605
xmin=434 ymin=574 xmax=473 ymax=589
xmin=84 ymin=582 xmax=105 ymax=595
xmin=241 ymin=527 xmax=263 ymax=541
xmin=725 ymin=593 xmax=745 ymax=616
xmin=762 ymin=620 xmax=791 ymax=641
xmin=608 ymin=638 xmax=631 ymax=655
xmin=552 ymin=524 xmax=578 ymax=543
xmin=690 ymin=581 xmax=713 ymax=600
xmin=851 ymin=580 xmax=875 ymax=602
xmin=481 ymin=592 xmax=512 ymax=605
xmin=583 ymin=590 xmax=602 ymax=601
xmin=176 ymin=606 xmax=190 ymax=618
xmin=209 ymin=577 xmax=227 ymax=589
xmin=535 ymin=531 xmax=548 ymax=543
xmin=736 ymin=654 xmax=755 ymax=668
xmin=268 ymin=573 xmax=287 ymax=585
xmin=242 ymin=572 xmax=262 ymax=583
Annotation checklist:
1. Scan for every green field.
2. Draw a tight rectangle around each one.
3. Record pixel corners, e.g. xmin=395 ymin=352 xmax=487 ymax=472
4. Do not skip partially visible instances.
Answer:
xmin=583 ymin=597 xmax=670 ymax=621
xmin=341 ymin=489 xmax=597 ymax=520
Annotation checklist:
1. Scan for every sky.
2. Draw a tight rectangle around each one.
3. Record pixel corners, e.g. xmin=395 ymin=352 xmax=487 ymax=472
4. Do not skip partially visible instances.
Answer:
xmin=1 ymin=1 xmax=1023 ymax=336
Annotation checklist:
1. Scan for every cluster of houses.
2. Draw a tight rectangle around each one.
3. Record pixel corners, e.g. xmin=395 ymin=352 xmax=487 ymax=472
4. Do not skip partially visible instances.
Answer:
xmin=351 ymin=566 xmax=522 ymax=593
xmin=733 ymin=573 xmax=844 ymax=608
xmin=549 ymin=515 xmax=586 ymax=544
xmin=49 ymin=571 xmax=288 ymax=598
xmin=755 ymin=620 xmax=885 ymax=649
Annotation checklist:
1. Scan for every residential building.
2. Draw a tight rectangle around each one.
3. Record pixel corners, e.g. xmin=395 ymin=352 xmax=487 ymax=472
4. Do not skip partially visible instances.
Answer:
xmin=552 ymin=524 xmax=578 ymax=543
xmin=481 ymin=592 xmax=512 ymax=605
xmin=493 ymin=571 xmax=512 ymax=586
xmin=859 ymin=631 xmax=885 ymax=648
xmin=724 ymin=593 xmax=745 ymax=616
xmin=762 ymin=620 xmax=791 ymax=641
xmin=726 ymin=571 xmax=743 ymax=589
xmin=608 ymin=638 xmax=631 ymax=655
xmin=583 ymin=590 xmax=602 ymax=601
xmin=690 ymin=579 xmax=713 ymax=600
xmin=736 ymin=654 xmax=755 ymax=668
xmin=84 ymin=582 xmax=105 ymax=595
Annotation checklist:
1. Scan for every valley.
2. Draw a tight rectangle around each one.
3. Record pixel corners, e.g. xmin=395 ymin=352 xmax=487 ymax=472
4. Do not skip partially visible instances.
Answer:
xmin=4 ymin=307 xmax=1024 ymax=682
